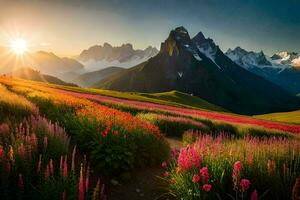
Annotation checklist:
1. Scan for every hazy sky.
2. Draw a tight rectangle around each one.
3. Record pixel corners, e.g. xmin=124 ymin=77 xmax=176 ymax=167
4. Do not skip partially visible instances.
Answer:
xmin=0 ymin=0 xmax=299 ymax=56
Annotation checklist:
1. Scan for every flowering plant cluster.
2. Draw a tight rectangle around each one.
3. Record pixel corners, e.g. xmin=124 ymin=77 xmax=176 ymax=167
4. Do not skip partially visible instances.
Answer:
xmin=162 ymin=133 xmax=300 ymax=200
xmin=0 ymin=116 xmax=106 ymax=200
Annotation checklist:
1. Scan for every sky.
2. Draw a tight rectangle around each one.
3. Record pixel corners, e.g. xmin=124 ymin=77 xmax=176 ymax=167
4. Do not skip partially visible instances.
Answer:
xmin=0 ymin=0 xmax=299 ymax=56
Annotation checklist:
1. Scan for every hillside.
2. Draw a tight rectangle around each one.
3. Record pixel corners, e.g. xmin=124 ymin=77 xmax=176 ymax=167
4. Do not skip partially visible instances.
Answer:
xmin=9 ymin=67 xmax=77 ymax=87
xmin=96 ymin=27 xmax=300 ymax=115
xmin=255 ymin=110 xmax=300 ymax=124
xmin=50 ymin=85 xmax=227 ymax=112
xmin=74 ymin=66 xmax=124 ymax=87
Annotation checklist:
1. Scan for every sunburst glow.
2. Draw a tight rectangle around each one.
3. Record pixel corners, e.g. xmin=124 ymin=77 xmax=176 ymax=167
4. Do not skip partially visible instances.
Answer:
xmin=10 ymin=38 xmax=28 ymax=55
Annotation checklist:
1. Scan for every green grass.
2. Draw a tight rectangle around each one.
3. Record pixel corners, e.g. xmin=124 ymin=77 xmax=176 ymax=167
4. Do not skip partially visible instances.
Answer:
xmin=255 ymin=110 xmax=300 ymax=124
xmin=50 ymin=84 xmax=227 ymax=112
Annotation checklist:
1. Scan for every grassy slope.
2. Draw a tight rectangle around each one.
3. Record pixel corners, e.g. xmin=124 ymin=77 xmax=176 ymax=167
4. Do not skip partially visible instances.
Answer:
xmin=255 ymin=110 xmax=300 ymax=124
xmin=50 ymin=84 xmax=227 ymax=112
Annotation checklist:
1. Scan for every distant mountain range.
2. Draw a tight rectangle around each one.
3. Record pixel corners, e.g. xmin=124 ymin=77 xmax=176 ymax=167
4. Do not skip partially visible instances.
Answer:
xmin=226 ymin=47 xmax=300 ymax=95
xmin=0 ymin=48 xmax=84 ymax=82
xmin=96 ymin=26 xmax=300 ymax=115
xmin=77 ymin=43 xmax=158 ymax=71
xmin=8 ymin=67 xmax=77 ymax=86
xmin=74 ymin=66 xmax=124 ymax=87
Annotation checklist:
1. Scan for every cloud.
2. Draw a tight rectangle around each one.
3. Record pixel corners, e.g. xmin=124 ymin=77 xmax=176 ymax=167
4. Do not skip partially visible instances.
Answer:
xmin=40 ymin=42 xmax=51 ymax=47
xmin=292 ymin=56 xmax=300 ymax=67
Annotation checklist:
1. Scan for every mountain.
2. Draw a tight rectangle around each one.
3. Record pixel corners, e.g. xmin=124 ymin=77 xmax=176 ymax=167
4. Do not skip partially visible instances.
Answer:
xmin=78 ymin=43 xmax=158 ymax=71
xmin=8 ymin=67 xmax=77 ymax=86
xmin=226 ymin=47 xmax=300 ymax=95
xmin=0 ymin=48 xmax=84 ymax=82
xmin=74 ymin=66 xmax=125 ymax=87
xmin=96 ymin=26 xmax=300 ymax=115
xmin=271 ymin=51 xmax=300 ymax=67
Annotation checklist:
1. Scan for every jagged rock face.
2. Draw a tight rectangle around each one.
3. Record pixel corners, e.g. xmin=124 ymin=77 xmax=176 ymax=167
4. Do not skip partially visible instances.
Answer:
xmin=226 ymin=47 xmax=300 ymax=95
xmin=226 ymin=47 xmax=272 ymax=69
xmin=79 ymin=43 xmax=158 ymax=62
xmin=271 ymin=51 xmax=300 ymax=67
xmin=78 ymin=43 xmax=158 ymax=71
xmin=97 ymin=26 xmax=300 ymax=115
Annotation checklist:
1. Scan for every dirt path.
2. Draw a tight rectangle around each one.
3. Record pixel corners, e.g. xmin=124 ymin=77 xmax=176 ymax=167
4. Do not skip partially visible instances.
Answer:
xmin=107 ymin=137 xmax=183 ymax=200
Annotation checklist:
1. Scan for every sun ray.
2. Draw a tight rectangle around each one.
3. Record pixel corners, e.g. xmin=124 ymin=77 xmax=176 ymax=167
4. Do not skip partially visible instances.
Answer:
xmin=10 ymin=38 xmax=28 ymax=55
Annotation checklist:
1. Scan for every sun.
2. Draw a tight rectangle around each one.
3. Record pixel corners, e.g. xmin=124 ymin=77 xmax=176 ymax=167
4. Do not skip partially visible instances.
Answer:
xmin=10 ymin=38 xmax=28 ymax=55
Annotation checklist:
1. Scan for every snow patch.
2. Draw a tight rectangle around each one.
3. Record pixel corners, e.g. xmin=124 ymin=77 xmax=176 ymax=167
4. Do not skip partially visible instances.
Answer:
xmin=197 ymin=46 xmax=221 ymax=69
xmin=193 ymin=53 xmax=202 ymax=61
xmin=177 ymin=72 xmax=183 ymax=78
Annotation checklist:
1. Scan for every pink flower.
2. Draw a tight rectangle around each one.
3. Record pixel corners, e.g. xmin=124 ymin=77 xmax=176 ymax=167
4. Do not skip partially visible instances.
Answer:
xmin=251 ymin=189 xmax=258 ymax=200
xmin=0 ymin=145 xmax=6 ymax=161
xmin=18 ymin=174 xmax=24 ymax=188
xmin=234 ymin=161 xmax=242 ymax=172
xmin=177 ymin=146 xmax=200 ymax=171
xmin=192 ymin=174 xmax=200 ymax=183
xmin=267 ymin=160 xmax=275 ymax=173
xmin=60 ymin=156 xmax=63 ymax=173
xmin=200 ymin=167 xmax=209 ymax=183
xmin=162 ymin=171 xmax=169 ymax=177
xmin=9 ymin=145 xmax=14 ymax=162
xmin=233 ymin=161 xmax=242 ymax=191
xmin=45 ymin=164 xmax=50 ymax=179
xmin=162 ymin=161 xmax=167 ymax=169
xmin=79 ymin=164 xmax=84 ymax=200
xmin=37 ymin=155 xmax=42 ymax=175
xmin=62 ymin=191 xmax=66 ymax=200
xmin=71 ymin=145 xmax=76 ymax=172
xmin=63 ymin=155 xmax=68 ymax=178
xmin=292 ymin=178 xmax=300 ymax=200
xmin=240 ymin=179 xmax=250 ymax=192
xmin=203 ymin=184 xmax=212 ymax=192
xmin=85 ymin=164 xmax=90 ymax=192
xmin=43 ymin=136 xmax=48 ymax=150
xmin=49 ymin=159 xmax=54 ymax=175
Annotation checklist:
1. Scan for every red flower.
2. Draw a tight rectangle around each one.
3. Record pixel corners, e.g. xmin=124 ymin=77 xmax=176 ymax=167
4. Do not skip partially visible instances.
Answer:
xmin=79 ymin=164 xmax=85 ymax=200
xmin=18 ymin=174 xmax=24 ymax=188
xmin=63 ymin=155 xmax=68 ymax=178
xmin=240 ymin=179 xmax=250 ymax=192
xmin=162 ymin=171 xmax=169 ymax=177
xmin=85 ymin=164 xmax=90 ymax=192
xmin=203 ymin=184 xmax=212 ymax=192
xmin=45 ymin=164 xmax=50 ymax=179
xmin=200 ymin=167 xmax=209 ymax=183
xmin=62 ymin=191 xmax=66 ymax=200
xmin=233 ymin=161 xmax=242 ymax=191
xmin=71 ymin=145 xmax=76 ymax=172
xmin=192 ymin=174 xmax=200 ymax=183
xmin=292 ymin=178 xmax=300 ymax=200
xmin=0 ymin=145 xmax=7 ymax=161
xmin=37 ymin=154 xmax=42 ymax=175
xmin=162 ymin=161 xmax=167 ymax=169
xmin=251 ymin=189 xmax=258 ymax=200
xmin=234 ymin=161 xmax=242 ymax=172
xmin=49 ymin=159 xmax=54 ymax=175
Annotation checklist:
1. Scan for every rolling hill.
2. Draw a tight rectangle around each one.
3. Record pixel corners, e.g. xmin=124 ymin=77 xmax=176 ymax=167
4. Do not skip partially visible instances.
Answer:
xmin=50 ymin=84 xmax=227 ymax=112
xmin=9 ymin=67 xmax=77 ymax=86
xmin=96 ymin=27 xmax=300 ymax=115
xmin=74 ymin=66 xmax=124 ymax=87
xmin=255 ymin=110 xmax=300 ymax=124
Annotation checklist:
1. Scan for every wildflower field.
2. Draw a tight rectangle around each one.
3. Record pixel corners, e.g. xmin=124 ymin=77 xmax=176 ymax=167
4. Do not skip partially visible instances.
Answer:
xmin=0 ymin=76 xmax=300 ymax=200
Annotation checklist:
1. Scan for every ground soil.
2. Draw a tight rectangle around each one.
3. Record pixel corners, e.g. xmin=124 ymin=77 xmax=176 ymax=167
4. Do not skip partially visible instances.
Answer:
xmin=107 ymin=137 xmax=183 ymax=200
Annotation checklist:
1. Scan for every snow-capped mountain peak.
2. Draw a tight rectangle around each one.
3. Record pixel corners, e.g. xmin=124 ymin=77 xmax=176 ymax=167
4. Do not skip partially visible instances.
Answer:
xmin=226 ymin=47 xmax=274 ymax=69
xmin=271 ymin=51 xmax=300 ymax=67
xmin=78 ymin=43 xmax=159 ymax=72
